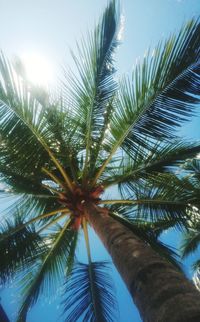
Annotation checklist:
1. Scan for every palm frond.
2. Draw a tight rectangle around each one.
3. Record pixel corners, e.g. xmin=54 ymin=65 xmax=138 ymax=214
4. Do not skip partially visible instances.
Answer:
xmin=0 ymin=192 xmax=61 ymax=228
xmin=63 ymin=0 xmax=119 ymax=178
xmin=180 ymin=224 xmax=200 ymax=258
xmin=65 ymin=229 xmax=79 ymax=277
xmin=182 ymin=159 xmax=200 ymax=184
xmin=119 ymin=171 xmax=195 ymax=198
xmin=119 ymin=19 xmax=200 ymax=149
xmin=0 ymin=205 xmax=70 ymax=257
xmin=44 ymin=104 xmax=81 ymax=183
xmin=105 ymin=174 xmax=200 ymax=228
xmin=102 ymin=140 xmax=200 ymax=188
xmin=193 ymin=260 xmax=200 ymax=274
xmin=62 ymin=261 xmax=117 ymax=322
xmin=0 ymin=214 xmax=45 ymax=285
xmin=95 ymin=19 xmax=200 ymax=179
xmin=17 ymin=219 xmax=78 ymax=322
xmin=0 ymin=53 xmax=74 ymax=190
xmin=0 ymin=165 xmax=51 ymax=196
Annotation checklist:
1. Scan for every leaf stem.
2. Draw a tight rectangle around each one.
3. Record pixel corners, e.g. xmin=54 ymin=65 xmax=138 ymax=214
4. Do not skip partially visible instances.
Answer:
xmin=99 ymin=199 xmax=188 ymax=206
xmin=42 ymin=167 xmax=66 ymax=191
xmin=37 ymin=212 xmax=70 ymax=234
xmin=83 ymin=218 xmax=92 ymax=263
xmin=17 ymin=217 xmax=72 ymax=321
xmin=0 ymin=208 xmax=70 ymax=241
xmin=83 ymin=217 xmax=100 ymax=320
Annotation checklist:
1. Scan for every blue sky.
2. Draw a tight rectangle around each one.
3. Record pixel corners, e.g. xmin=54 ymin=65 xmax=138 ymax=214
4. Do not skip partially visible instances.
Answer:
xmin=1 ymin=0 xmax=200 ymax=321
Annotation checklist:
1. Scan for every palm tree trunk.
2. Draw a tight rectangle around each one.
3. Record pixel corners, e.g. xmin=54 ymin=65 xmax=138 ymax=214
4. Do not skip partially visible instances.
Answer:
xmin=87 ymin=205 xmax=200 ymax=322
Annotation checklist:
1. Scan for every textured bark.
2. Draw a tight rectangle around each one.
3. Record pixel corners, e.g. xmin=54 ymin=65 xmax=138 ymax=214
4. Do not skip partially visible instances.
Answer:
xmin=87 ymin=205 xmax=200 ymax=322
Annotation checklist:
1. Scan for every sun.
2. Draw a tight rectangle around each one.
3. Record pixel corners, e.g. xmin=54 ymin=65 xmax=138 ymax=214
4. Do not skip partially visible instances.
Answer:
xmin=21 ymin=52 xmax=54 ymax=86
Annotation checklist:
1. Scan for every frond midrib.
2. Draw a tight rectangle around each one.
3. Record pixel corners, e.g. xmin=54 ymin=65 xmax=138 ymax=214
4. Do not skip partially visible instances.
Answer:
xmin=0 ymin=97 xmax=73 ymax=191
xmin=93 ymin=57 xmax=200 ymax=185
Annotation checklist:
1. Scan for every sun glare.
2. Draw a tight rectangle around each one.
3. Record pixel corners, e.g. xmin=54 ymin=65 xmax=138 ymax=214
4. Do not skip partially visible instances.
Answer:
xmin=21 ymin=53 xmax=54 ymax=86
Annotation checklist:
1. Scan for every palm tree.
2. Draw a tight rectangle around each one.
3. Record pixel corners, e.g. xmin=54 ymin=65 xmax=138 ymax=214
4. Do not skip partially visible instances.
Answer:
xmin=1 ymin=1 xmax=200 ymax=321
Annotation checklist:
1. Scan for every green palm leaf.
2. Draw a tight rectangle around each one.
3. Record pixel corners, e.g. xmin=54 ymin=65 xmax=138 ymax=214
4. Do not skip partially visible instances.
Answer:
xmin=182 ymin=159 xmax=200 ymax=186
xmin=17 ymin=220 xmax=78 ymax=322
xmin=64 ymin=0 xmax=119 ymax=177
xmin=0 ymin=53 xmax=50 ymax=171
xmin=101 ymin=140 xmax=200 ymax=188
xmin=0 ymin=53 xmax=74 ymax=190
xmin=0 ymin=215 xmax=45 ymax=285
xmin=93 ymin=19 xmax=200 ymax=181
xmin=118 ymin=19 xmax=200 ymax=151
xmin=104 ymin=173 xmax=200 ymax=228
xmin=193 ymin=260 xmax=200 ymax=273
xmin=181 ymin=224 xmax=200 ymax=258
xmin=0 ymin=193 xmax=61 ymax=228
xmin=62 ymin=261 xmax=117 ymax=322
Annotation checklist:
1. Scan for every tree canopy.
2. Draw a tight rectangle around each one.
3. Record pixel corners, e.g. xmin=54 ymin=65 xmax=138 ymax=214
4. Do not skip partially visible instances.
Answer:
xmin=1 ymin=1 xmax=200 ymax=321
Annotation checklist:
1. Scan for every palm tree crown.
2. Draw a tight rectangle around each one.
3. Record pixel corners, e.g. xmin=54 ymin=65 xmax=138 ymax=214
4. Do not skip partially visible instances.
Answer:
xmin=1 ymin=1 xmax=200 ymax=321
